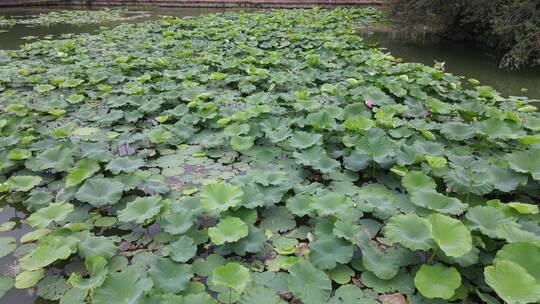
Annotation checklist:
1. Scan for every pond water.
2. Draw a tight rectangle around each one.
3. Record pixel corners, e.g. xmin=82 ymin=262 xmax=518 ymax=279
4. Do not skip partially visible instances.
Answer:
xmin=0 ymin=6 xmax=539 ymax=304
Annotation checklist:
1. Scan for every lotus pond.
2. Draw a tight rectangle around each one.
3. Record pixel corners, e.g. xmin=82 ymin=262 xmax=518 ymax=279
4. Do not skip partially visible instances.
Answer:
xmin=0 ymin=6 xmax=540 ymax=304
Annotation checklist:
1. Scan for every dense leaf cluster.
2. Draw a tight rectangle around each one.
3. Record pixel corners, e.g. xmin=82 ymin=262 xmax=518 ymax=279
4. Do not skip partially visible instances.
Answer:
xmin=0 ymin=7 xmax=539 ymax=304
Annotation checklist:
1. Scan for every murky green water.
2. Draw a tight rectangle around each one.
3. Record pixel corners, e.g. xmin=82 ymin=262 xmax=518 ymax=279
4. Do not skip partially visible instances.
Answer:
xmin=0 ymin=7 xmax=539 ymax=303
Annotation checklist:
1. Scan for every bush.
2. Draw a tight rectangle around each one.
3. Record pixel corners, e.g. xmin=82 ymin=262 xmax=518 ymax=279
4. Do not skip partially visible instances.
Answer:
xmin=390 ymin=0 xmax=540 ymax=69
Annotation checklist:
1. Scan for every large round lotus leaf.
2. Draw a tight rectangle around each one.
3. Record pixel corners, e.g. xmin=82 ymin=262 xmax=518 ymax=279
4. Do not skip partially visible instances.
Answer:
xmin=25 ymin=146 xmax=73 ymax=172
xmin=384 ymin=214 xmax=434 ymax=251
xmin=465 ymin=206 xmax=514 ymax=238
xmin=148 ymin=257 xmax=193 ymax=294
xmin=411 ymin=190 xmax=467 ymax=215
xmin=231 ymin=135 xmax=254 ymax=151
xmin=161 ymin=210 xmax=194 ymax=235
xmin=92 ymin=267 xmax=153 ymax=304
xmin=7 ymin=148 xmax=31 ymax=160
xmin=117 ymin=196 xmax=163 ymax=224
xmin=484 ymin=260 xmax=540 ymax=304
xmin=208 ymin=216 xmax=248 ymax=245
xmin=493 ymin=242 xmax=540 ymax=282
xmin=507 ymin=202 xmax=539 ymax=215
xmin=105 ymin=157 xmax=144 ymax=174
xmin=361 ymin=243 xmax=400 ymax=280
xmin=7 ymin=175 xmax=42 ymax=192
xmin=288 ymin=260 xmax=331 ymax=304
xmin=428 ymin=213 xmax=472 ymax=257
xmin=439 ymin=122 xmax=476 ymax=141
xmin=163 ymin=236 xmax=197 ymax=262
xmin=0 ymin=276 xmax=14 ymax=299
xmin=286 ymin=194 xmax=316 ymax=217
xmin=20 ymin=236 xmax=79 ymax=271
xmin=312 ymin=192 xmax=353 ymax=217
xmin=328 ymin=284 xmax=379 ymax=304
xmin=402 ymin=171 xmax=437 ymax=193
xmin=309 ymin=237 xmax=354 ymax=270
xmin=26 ymin=202 xmax=74 ymax=228
xmin=240 ymin=285 xmax=285 ymax=304
xmin=78 ymin=236 xmax=117 ymax=260
xmin=211 ymin=262 xmax=250 ymax=291
xmin=259 ymin=206 xmax=296 ymax=233
xmin=200 ymin=182 xmax=243 ymax=213
xmin=75 ymin=177 xmax=124 ymax=207
xmin=15 ymin=270 xmax=45 ymax=289
xmin=68 ymin=256 xmax=108 ymax=290
xmin=507 ymin=149 xmax=540 ymax=181
xmin=231 ymin=225 xmax=267 ymax=256
xmin=0 ymin=237 xmax=16 ymax=258
xmin=414 ymin=263 xmax=461 ymax=299
xmin=288 ymin=131 xmax=323 ymax=149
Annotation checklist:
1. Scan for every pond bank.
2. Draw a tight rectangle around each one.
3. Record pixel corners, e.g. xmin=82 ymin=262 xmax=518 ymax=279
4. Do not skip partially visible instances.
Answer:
xmin=1 ymin=0 xmax=384 ymax=8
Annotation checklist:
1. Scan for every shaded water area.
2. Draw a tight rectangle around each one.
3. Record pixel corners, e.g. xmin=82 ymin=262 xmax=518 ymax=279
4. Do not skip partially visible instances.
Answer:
xmin=365 ymin=31 xmax=540 ymax=99
xmin=0 ymin=6 xmax=539 ymax=303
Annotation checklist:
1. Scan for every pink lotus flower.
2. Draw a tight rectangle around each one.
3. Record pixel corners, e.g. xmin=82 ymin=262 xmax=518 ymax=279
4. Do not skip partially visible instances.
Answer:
xmin=365 ymin=99 xmax=374 ymax=108
xmin=446 ymin=186 xmax=452 ymax=193
xmin=423 ymin=109 xmax=429 ymax=119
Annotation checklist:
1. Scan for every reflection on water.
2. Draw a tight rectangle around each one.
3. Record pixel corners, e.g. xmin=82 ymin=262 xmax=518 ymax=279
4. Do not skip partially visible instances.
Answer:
xmin=364 ymin=31 xmax=540 ymax=99
xmin=0 ymin=7 xmax=247 ymax=50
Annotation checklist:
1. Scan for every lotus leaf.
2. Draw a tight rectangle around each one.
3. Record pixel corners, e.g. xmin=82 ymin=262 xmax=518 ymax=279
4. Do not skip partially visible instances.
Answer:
xmin=200 ymin=182 xmax=244 ymax=213
xmin=0 ymin=237 xmax=16 ymax=258
xmin=384 ymin=214 xmax=434 ymax=251
xmin=68 ymin=256 xmax=108 ymax=290
xmin=309 ymin=237 xmax=354 ymax=270
xmin=15 ymin=270 xmax=45 ymax=289
xmin=208 ymin=216 xmax=248 ymax=245
xmin=211 ymin=262 xmax=250 ymax=291
xmin=484 ymin=260 xmax=540 ymax=304
xmin=75 ymin=177 xmax=123 ymax=207
xmin=7 ymin=175 xmax=42 ymax=192
xmin=27 ymin=202 xmax=74 ymax=228
xmin=428 ymin=213 xmax=472 ymax=257
xmin=117 ymin=196 xmax=163 ymax=224
xmin=288 ymin=260 xmax=332 ymax=304
xmin=149 ymin=257 xmax=193 ymax=293
xmin=163 ymin=236 xmax=197 ymax=262
xmin=92 ymin=267 xmax=153 ymax=304
xmin=414 ymin=264 xmax=461 ymax=299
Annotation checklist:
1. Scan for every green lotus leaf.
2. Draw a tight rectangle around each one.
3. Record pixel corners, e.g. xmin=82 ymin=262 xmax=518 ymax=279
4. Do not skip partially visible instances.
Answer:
xmin=343 ymin=115 xmax=374 ymax=131
xmin=34 ymin=84 xmax=55 ymax=93
xmin=494 ymin=242 xmax=540 ymax=282
xmin=231 ymin=225 xmax=267 ymax=256
xmin=428 ymin=213 xmax=472 ymax=257
xmin=329 ymin=284 xmax=379 ymax=304
xmin=0 ymin=237 xmax=16 ymax=258
xmin=288 ymin=131 xmax=322 ymax=149
xmin=439 ymin=122 xmax=476 ymax=141
xmin=384 ymin=214 xmax=435 ymax=251
xmin=59 ymin=287 xmax=87 ymax=304
xmin=411 ymin=190 xmax=468 ymax=215
xmin=259 ymin=206 xmax=296 ymax=233
xmin=211 ymin=262 xmax=250 ymax=291
xmin=361 ymin=243 xmax=400 ymax=280
xmin=21 ymin=235 xmax=79 ymax=271
xmin=92 ymin=267 xmax=153 ymax=304
xmin=288 ymin=260 xmax=331 ymax=304
xmin=106 ymin=157 xmax=144 ymax=174
xmin=193 ymin=254 xmax=226 ymax=277
xmin=507 ymin=202 xmax=539 ymax=215
xmin=477 ymin=118 xmax=513 ymax=139
xmin=306 ymin=110 xmax=337 ymax=130
xmin=27 ymin=202 xmax=74 ymax=228
xmin=0 ymin=276 xmax=14 ymax=299
xmin=7 ymin=175 xmax=42 ymax=192
xmin=65 ymin=168 xmax=95 ymax=188
xmin=163 ymin=236 xmax=197 ymax=262
xmin=312 ymin=192 xmax=353 ymax=218
xmin=312 ymin=155 xmax=341 ymax=174
xmin=240 ymin=285 xmax=286 ymax=304
xmin=414 ymin=263 xmax=461 ymax=299
xmin=117 ymin=196 xmax=163 ymax=224
xmin=484 ymin=260 xmax=540 ymax=304
xmin=465 ymin=205 xmax=514 ymax=238
xmin=8 ymin=148 xmax=31 ymax=160
xmin=148 ymin=257 xmax=193 ymax=293
xmin=75 ymin=177 xmax=124 ymax=207
xmin=329 ymin=264 xmax=355 ymax=284
xmin=286 ymin=194 xmax=316 ymax=217
xmin=360 ymin=270 xmax=414 ymax=295
xmin=78 ymin=235 xmax=117 ymax=259
xmin=309 ymin=237 xmax=354 ymax=270
xmin=67 ymin=93 xmax=84 ymax=104
xmin=208 ymin=216 xmax=248 ymax=245
xmin=402 ymin=171 xmax=437 ymax=193
xmin=231 ymin=135 xmax=254 ymax=151
xmin=68 ymin=256 xmax=108 ymax=290
xmin=507 ymin=149 xmax=540 ymax=181
xmin=200 ymin=182 xmax=243 ymax=213
xmin=25 ymin=146 xmax=73 ymax=171
xmin=15 ymin=270 xmax=45 ymax=289
xmin=161 ymin=210 xmax=194 ymax=235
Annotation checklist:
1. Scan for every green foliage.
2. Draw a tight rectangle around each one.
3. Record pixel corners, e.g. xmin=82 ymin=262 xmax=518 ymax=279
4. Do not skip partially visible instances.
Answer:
xmin=0 ymin=7 xmax=538 ymax=304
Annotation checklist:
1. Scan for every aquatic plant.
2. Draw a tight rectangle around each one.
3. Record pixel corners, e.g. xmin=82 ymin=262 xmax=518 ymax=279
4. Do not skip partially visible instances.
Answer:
xmin=13 ymin=8 xmax=150 ymax=26
xmin=0 ymin=7 xmax=539 ymax=304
